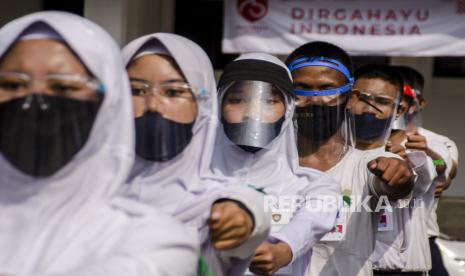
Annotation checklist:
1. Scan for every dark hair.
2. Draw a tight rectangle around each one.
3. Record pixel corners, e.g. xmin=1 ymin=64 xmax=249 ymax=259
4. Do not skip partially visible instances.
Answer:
xmin=410 ymin=69 xmax=424 ymax=92
xmin=355 ymin=64 xmax=403 ymax=100
xmin=393 ymin=66 xmax=421 ymax=87
xmin=392 ymin=66 xmax=417 ymax=106
xmin=394 ymin=66 xmax=425 ymax=102
xmin=285 ymin=41 xmax=353 ymax=76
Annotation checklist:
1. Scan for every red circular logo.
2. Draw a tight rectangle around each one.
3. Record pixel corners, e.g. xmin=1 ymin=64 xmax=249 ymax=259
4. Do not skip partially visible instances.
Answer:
xmin=237 ymin=0 xmax=269 ymax=23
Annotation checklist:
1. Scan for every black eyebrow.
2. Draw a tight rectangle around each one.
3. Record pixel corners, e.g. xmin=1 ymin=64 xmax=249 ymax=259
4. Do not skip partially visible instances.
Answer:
xmin=162 ymin=79 xmax=186 ymax=84
xmin=293 ymin=81 xmax=340 ymax=90
xmin=129 ymin=77 xmax=149 ymax=83
xmin=129 ymin=78 xmax=186 ymax=84
xmin=359 ymin=96 xmax=384 ymax=114
xmin=293 ymin=81 xmax=312 ymax=89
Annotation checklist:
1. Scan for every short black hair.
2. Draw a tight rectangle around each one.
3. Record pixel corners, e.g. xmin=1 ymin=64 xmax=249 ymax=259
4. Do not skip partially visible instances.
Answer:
xmin=410 ymin=69 xmax=424 ymax=92
xmin=355 ymin=64 xmax=403 ymax=100
xmin=392 ymin=66 xmax=417 ymax=106
xmin=285 ymin=41 xmax=354 ymax=76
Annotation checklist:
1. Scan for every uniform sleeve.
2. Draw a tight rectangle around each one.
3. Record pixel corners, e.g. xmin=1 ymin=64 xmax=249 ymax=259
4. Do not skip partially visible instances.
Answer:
xmin=427 ymin=139 xmax=453 ymax=177
xmin=444 ymin=138 xmax=459 ymax=163
xmin=268 ymin=173 xmax=341 ymax=263
xmin=269 ymin=202 xmax=339 ymax=263
xmin=164 ymin=181 xmax=269 ymax=261
xmin=40 ymin=200 xmax=200 ymax=276
xmin=421 ymin=127 xmax=458 ymax=164
xmin=406 ymin=151 xmax=437 ymax=197
xmin=219 ymin=185 xmax=271 ymax=259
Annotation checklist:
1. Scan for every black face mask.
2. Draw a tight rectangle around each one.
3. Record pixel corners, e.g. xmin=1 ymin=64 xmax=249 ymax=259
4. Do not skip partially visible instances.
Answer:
xmin=135 ymin=112 xmax=194 ymax=162
xmin=0 ymin=95 xmax=101 ymax=177
xmin=354 ymin=113 xmax=392 ymax=142
xmin=222 ymin=116 xmax=285 ymax=153
xmin=296 ymin=103 xmax=346 ymax=142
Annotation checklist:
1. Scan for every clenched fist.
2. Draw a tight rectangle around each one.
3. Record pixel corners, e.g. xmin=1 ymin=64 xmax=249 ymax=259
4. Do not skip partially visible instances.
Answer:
xmin=368 ymin=157 xmax=414 ymax=199
xmin=405 ymin=132 xmax=428 ymax=152
xmin=209 ymin=200 xmax=253 ymax=250
xmin=249 ymin=241 xmax=293 ymax=276
xmin=406 ymin=132 xmax=446 ymax=175
xmin=385 ymin=142 xmax=407 ymax=160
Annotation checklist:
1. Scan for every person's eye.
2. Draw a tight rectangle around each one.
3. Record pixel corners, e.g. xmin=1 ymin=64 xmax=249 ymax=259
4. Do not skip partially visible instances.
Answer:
xmin=359 ymin=93 xmax=370 ymax=101
xmin=164 ymin=88 xmax=185 ymax=97
xmin=376 ymin=97 xmax=392 ymax=106
xmin=0 ymin=80 xmax=27 ymax=91
xmin=50 ymin=83 xmax=80 ymax=94
xmin=131 ymin=87 xmax=147 ymax=96
xmin=320 ymin=85 xmax=334 ymax=90
xmin=225 ymin=96 xmax=245 ymax=104
xmin=264 ymin=97 xmax=281 ymax=105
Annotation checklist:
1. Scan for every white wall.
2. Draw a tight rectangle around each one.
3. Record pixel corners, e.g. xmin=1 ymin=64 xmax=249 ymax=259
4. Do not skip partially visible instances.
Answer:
xmin=391 ymin=57 xmax=464 ymax=197
xmin=0 ymin=0 xmax=175 ymax=44
xmin=84 ymin=0 xmax=175 ymax=46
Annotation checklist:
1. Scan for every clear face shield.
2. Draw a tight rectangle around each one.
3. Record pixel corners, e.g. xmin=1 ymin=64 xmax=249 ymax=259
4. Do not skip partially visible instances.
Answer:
xmin=350 ymin=88 xmax=399 ymax=147
xmin=409 ymin=88 xmax=423 ymax=127
xmin=0 ymin=71 xmax=104 ymax=177
xmin=288 ymin=56 xmax=354 ymax=162
xmin=219 ymin=80 xmax=287 ymax=153
xmin=130 ymin=78 xmax=208 ymax=162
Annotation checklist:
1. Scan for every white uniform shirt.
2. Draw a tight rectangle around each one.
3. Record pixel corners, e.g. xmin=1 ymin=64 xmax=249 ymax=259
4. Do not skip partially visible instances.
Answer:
xmin=210 ymin=53 xmax=341 ymax=276
xmin=0 ymin=198 xmax=198 ymax=276
xmin=418 ymin=127 xmax=457 ymax=238
xmin=307 ymin=147 xmax=400 ymax=276
xmin=368 ymin=148 xmax=436 ymax=272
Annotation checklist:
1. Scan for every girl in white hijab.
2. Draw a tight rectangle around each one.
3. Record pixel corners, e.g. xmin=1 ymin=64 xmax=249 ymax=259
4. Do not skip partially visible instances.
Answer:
xmin=211 ymin=53 xmax=342 ymax=276
xmin=122 ymin=33 xmax=270 ymax=276
xmin=0 ymin=11 xmax=198 ymax=276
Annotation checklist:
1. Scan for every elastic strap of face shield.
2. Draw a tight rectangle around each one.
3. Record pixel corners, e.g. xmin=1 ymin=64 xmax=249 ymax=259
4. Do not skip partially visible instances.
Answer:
xmin=287 ymin=56 xmax=354 ymax=97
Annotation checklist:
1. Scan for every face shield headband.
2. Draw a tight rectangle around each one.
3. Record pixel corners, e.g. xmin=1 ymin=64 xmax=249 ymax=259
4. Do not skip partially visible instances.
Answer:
xmin=287 ymin=56 xmax=354 ymax=97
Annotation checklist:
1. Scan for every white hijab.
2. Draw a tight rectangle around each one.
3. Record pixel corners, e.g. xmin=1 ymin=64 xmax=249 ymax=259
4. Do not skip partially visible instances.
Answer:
xmin=0 ymin=12 xmax=197 ymax=276
xmin=123 ymin=33 xmax=221 ymax=194
xmin=211 ymin=53 xmax=338 ymax=198
xmin=0 ymin=12 xmax=133 ymax=205
xmin=122 ymin=34 xmax=261 ymax=222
